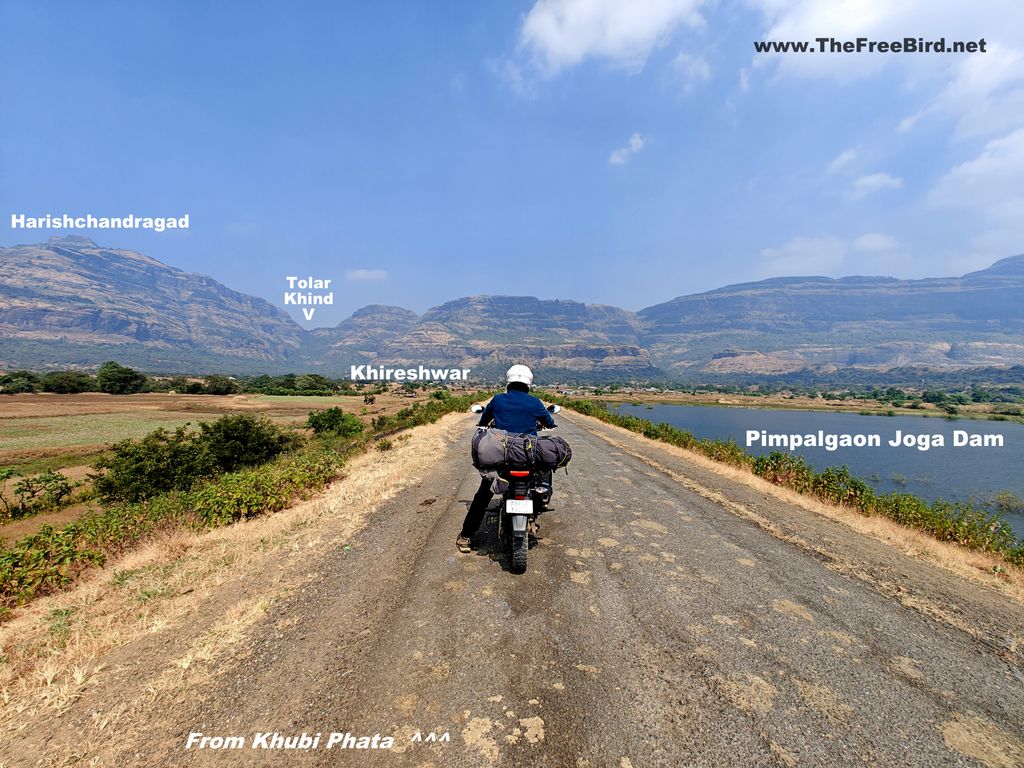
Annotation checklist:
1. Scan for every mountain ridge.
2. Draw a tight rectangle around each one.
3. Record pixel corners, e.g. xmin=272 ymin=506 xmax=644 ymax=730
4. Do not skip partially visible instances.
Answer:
xmin=2 ymin=237 xmax=1023 ymax=380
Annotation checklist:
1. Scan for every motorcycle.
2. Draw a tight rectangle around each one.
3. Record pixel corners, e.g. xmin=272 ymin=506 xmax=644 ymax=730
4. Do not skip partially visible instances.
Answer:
xmin=470 ymin=403 xmax=560 ymax=574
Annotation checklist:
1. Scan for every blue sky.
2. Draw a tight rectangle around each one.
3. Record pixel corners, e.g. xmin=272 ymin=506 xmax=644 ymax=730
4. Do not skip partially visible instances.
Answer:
xmin=2 ymin=0 xmax=1022 ymax=327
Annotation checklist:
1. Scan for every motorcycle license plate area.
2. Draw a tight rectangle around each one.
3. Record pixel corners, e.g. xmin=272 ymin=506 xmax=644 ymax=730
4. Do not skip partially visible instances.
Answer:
xmin=505 ymin=499 xmax=533 ymax=516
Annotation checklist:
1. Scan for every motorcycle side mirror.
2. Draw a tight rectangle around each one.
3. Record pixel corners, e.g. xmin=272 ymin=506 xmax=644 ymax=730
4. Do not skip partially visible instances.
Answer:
xmin=547 ymin=404 xmax=560 ymax=414
xmin=470 ymin=404 xmax=485 ymax=413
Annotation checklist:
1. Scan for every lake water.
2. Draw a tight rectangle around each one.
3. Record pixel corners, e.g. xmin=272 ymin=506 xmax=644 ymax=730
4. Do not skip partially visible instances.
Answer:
xmin=613 ymin=403 xmax=1024 ymax=537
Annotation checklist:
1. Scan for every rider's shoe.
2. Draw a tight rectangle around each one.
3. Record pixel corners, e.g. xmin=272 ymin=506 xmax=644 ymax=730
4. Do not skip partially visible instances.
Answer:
xmin=456 ymin=535 xmax=472 ymax=553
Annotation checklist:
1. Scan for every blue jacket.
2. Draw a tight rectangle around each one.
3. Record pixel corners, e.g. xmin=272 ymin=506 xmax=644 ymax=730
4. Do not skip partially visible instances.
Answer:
xmin=478 ymin=390 xmax=555 ymax=435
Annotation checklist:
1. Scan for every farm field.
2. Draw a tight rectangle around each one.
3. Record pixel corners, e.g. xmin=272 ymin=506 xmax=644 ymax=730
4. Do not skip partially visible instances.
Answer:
xmin=0 ymin=391 xmax=437 ymax=463
xmin=0 ymin=389 xmax=469 ymax=542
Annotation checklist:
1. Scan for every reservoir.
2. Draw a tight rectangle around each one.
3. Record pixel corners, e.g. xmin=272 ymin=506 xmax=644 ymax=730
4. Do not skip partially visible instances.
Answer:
xmin=613 ymin=403 xmax=1024 ymax=538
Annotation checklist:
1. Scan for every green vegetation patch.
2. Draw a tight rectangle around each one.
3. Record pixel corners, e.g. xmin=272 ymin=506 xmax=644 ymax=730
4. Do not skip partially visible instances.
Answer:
xmin=0 ymin=412 xmax=218 ymax=453
xmin=0 ymin=468 xmax=76 ymax=521
xmin=0 ymin=391 xmax=486 ymax=616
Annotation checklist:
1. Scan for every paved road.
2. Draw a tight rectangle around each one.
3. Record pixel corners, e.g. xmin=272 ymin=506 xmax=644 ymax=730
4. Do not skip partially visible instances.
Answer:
xmin=147 ymin=413 xmax=1024 ymax=767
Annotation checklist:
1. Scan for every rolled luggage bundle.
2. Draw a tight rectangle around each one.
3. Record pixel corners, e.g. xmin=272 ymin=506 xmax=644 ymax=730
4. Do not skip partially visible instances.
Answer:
xmin=472 ymin=428 xmax=572 ymax=472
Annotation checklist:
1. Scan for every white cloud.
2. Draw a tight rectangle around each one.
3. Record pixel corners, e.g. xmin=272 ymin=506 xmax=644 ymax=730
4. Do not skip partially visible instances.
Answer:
xmin=760 ymin=235 xmax=847 ymax=276
xmin=926 ymin=43 xmax=1024 ymax=139
xmin=738 ymin=67 xmax=750 ymax=92
xmin=826 ymin=148 xmax=857 ymax=175
xmin=762 ymin=233 xmax=910 ymax=277
xmin=345 ymin=269 xmax=389 ymax=281
xmin=896 ymin=109 xmax=931 ymax=134
xmin=520 ymin=0 xmax=707 ymax=75
xmin=671 ymin=51 xmax=711 ymax=92
xmin=609 ymin=133 xmax=647 ymax=165
xmin=488 ymin=56 xmax=535 ymax=97
xmin=747 ymin=1 xmax=1024 ymax=139
xmin=849 ymin=172 xmax=902 ymax=199
xmin=922 ymin=128 xmax=1024 ymax=270
xmin=930 ymin=128 xmax=1024 ymax=222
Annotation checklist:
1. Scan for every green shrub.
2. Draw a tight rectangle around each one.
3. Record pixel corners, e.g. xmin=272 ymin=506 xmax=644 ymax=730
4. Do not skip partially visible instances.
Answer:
xmin=0 ymin=468 xmax=75 ymax=520
xmin=376 ymin=439 xmax=394 ymax=451
xmin=1 ymin=389 xmax=492 ymax=612
xmin=203 ymin=375 xmax=238 ymax=395
xmin=753 ymin=452 xmax=814 ymax=493
xmin=41 ymin=371 xmax=95 ymax=394
xmin=306 ymin=407 xmax=365 ymax=437
xmin=199 ymin=414 xmax=295 ymax=472
xmin=14 ymin=470 xmax=74 ymax=515
xmin=1 ymin=445 xmax=348 ymax=610
xmin=96 ymin=361 xmax=147 ymax=395
xmin=92 ymin=426 xmax=214 ymax=503
xmin=91 ymin=414 xmax=296 ymax=503
xmin=0 ymin=371 xmax=39 ymax=394
xmin=810 ymin=466 xmax=876 ymax=508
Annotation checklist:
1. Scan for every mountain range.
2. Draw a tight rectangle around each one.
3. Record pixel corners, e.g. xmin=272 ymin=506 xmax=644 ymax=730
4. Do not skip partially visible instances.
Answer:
xmin=2 ymin=236 xmax=1023 ymax=381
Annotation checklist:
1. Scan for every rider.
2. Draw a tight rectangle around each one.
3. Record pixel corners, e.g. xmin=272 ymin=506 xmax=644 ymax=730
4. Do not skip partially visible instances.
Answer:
xmin=456 ymin=364 xmax=555 ymax=553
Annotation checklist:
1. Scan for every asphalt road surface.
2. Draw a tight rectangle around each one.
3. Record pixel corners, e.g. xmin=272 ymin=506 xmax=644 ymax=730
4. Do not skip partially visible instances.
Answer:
xmin=69 ymin=413 xmax=1024 ymax=767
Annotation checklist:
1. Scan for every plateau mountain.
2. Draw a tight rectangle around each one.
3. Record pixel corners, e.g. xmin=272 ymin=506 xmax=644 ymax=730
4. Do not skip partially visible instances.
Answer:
xmin=2 ymin=237 xmax=1022 ymax=381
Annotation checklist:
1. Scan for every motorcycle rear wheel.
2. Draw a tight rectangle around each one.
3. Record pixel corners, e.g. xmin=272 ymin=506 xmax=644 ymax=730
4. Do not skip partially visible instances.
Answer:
xmin=511 ymin=534 xmax=528 ymax=574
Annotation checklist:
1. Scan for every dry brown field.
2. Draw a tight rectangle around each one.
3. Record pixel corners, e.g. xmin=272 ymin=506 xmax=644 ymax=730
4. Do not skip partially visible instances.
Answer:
xmin=0 ymin=389 xmax=472 ymax=543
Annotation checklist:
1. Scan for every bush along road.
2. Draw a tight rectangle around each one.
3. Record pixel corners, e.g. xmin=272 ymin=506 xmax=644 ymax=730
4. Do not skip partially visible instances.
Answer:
xmin=0 ymin=392 xmax=487 ymax=615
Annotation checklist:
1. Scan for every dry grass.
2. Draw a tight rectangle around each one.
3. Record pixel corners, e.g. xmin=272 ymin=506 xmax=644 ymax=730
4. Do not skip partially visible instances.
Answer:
xmin=0 ymin=390 xmax=469 ymax=539
xmin=570 ymin=410 xmax=1024 ymax=604
xmin=0 ymin=412 xmax=471 ymax=765
xmin=0 ymin=391 xmax=431 ymax=454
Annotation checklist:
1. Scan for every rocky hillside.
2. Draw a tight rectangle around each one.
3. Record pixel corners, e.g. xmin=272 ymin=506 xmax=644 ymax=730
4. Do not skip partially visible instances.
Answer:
xmin=367 ymin=297 xmax=657 ymax=380
xmin=636 ymin=255 xmax=1024 ymax=375
xmin=308 ymin=304 xmax=420 ymax=362
xmin=0 ymin=239 xmax=656 ymax=379
xmin=2 ymin=237 xmax=1022 ymax=379
xmin=0 ymin=236 xmax=306 ymax=370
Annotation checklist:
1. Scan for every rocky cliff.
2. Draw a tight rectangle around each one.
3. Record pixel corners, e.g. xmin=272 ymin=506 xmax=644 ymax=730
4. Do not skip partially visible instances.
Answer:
xmin=2 ymin=237 xmax=1023 ymax=379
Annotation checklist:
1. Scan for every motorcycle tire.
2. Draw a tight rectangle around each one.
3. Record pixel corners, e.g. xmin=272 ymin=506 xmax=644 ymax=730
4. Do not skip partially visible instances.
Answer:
xmin=511 ymin=534 xmax=528 ymax=574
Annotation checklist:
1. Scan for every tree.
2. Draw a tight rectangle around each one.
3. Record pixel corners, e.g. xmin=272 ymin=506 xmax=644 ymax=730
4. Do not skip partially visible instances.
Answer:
xmin=0 ymin=371 xmax=40 ymax=394
xmin=41 ymin=371 xmax=95 ymax=394
xmin=96 ymin=361 xmax=147 ymax=395
xmin=294 ymin=373 xmax=333 ymax=392
xmin=203 ymin=375 xmax=238 ymax=395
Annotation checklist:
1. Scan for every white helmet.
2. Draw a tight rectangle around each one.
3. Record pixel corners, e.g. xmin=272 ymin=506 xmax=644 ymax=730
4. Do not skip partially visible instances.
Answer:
xmin=506 ymin=364 xmax=534 ymax=388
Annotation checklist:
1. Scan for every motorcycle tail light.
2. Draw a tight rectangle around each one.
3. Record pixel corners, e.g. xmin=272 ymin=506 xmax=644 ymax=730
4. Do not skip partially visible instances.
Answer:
xmin=509 ymin=470 xmax=530 ymax=477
